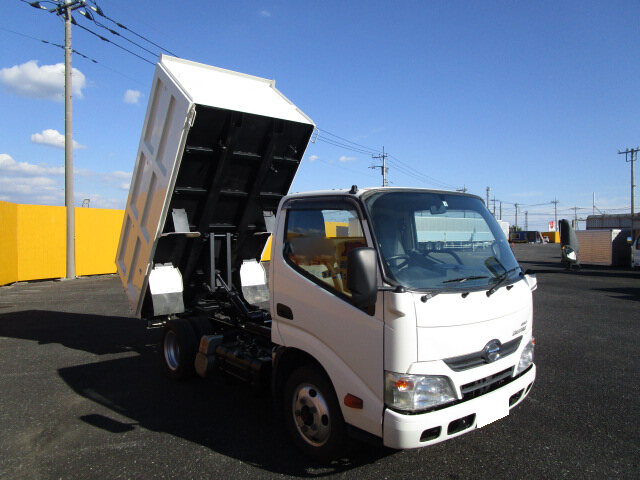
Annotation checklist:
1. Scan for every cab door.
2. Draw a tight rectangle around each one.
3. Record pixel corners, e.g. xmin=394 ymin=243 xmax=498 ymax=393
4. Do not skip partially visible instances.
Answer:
xmin=271 ymin=197 xmax=384 ymax=436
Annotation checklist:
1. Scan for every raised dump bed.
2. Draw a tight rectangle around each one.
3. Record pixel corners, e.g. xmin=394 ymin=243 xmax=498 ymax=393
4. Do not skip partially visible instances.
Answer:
xmin=116 ymin=55 xmax=314 ymax=318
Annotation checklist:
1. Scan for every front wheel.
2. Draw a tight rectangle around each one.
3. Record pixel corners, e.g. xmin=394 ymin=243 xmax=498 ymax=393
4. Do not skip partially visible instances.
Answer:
xmin=283 ymin=365 xmax=346 ymax=461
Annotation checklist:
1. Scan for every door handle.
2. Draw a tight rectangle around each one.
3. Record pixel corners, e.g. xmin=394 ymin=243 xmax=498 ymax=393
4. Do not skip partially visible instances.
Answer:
xmin=276 ymin=303 xmax=293 ymax=320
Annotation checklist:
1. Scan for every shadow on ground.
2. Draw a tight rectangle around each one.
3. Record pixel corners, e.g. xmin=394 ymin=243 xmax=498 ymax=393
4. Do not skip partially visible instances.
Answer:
xmin=0 ymin=310 xmax=394 ymax=476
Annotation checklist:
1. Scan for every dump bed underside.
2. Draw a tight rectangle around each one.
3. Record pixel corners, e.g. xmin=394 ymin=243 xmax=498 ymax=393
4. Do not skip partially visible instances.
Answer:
xmin=155 ymin=104 xmax=313 ymax=293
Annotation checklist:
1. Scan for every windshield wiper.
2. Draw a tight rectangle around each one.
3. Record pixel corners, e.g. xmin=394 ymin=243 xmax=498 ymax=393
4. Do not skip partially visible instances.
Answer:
xmin=442 ymin=275 xmax=489 ymax=284
xmin=486 ymin=267 xmax=521 ymax=297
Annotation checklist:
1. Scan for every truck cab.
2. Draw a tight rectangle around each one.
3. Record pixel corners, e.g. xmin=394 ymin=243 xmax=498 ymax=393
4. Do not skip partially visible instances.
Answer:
xmin=116 ymin=55 xmax=536 ymax=460
xmin=271 ymin=188 xmax=536 ymax=452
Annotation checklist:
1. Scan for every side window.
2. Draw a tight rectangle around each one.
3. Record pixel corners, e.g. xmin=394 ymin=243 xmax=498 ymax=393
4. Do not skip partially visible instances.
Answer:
xmin=284 ymin=207 xmax=366 ymax=298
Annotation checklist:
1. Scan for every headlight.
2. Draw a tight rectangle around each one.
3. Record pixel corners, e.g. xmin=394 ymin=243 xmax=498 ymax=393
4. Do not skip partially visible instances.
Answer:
xmin=562 ymin=245 xmax=577 ymax=261
xmin=384 ymin=372 xmax=456 ymax=412
xmin=515 ymin=338 xmax=535 ymax=375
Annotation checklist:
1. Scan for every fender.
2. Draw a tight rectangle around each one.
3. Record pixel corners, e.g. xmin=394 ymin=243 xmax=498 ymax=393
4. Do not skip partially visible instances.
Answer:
xmin=275 ymin=322 xmax=383 ymax=437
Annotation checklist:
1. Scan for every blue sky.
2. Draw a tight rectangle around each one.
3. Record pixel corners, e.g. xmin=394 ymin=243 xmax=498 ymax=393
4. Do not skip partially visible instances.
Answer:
xmin=1 ymin=0 xmax=638 ymax=230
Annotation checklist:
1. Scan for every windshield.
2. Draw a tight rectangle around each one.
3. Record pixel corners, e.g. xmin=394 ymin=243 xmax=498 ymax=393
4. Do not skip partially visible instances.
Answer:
xmin=364 ymin=191 xmax=521 ymax=291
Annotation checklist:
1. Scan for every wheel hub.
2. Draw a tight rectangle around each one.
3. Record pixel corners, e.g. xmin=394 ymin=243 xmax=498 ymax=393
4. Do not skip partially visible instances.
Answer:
xmin=163 ymin=330 xmax=180 ymax=371
xmin=292 ymin=383 xmax=331 ymax=447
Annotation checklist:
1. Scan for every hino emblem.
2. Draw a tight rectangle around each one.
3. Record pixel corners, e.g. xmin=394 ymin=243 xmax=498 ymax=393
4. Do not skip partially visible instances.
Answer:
xmin=482 ymin=340 xmax=502 ymax=363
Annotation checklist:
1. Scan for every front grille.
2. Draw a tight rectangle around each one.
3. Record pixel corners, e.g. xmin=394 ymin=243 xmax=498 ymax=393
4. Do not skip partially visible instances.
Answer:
xmin=461 ymin=367 xmax=514 ymax=400
xmin=444 ymin=336 xmax=522 ymax=371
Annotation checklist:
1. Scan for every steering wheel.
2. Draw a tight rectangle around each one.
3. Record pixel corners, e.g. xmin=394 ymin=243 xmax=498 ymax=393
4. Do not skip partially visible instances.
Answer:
xmin=386 ymin=254 xmax=410 ymax=269
xmin=425 ymin=249 xmax=463 ymax=265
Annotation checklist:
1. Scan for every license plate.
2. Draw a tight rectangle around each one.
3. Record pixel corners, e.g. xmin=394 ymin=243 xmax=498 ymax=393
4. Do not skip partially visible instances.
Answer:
xmin=476 ymin=398 xmax=509 ymax=428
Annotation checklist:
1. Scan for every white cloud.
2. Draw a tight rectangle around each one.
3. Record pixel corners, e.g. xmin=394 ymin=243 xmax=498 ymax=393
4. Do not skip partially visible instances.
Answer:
xmin=259 ymin=10 xmax=271 ymax=17
xmin=0 ymin=60 xmax=86 ymax=101
xmin=75 ymin=192 xmax=125 ymax=209
xmin=123 ymin=89 xmax=141 ymax=104
xmin=31 ymin=129 xmax=85 ymax=150
xmin=0 ymin=153 xmax=64 ymax=176
xmin=339 ymin=155 xmax=356 ymax=162
xmin=309 ymin=155 xmax=318 ymax=162
xmin=0 ymin=176 xmax=61 ymax=200
xmin=0 ymin=153 xmax=132 ymax=207
xmin=106 ymin=170 xmax=132 ymax=180
xmin=104 ymin=170 xmax=132 ymax=191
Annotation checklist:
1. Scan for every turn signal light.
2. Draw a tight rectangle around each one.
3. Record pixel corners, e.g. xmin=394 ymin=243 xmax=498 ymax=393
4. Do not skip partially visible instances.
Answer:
xmin=395 ymin=379 xmax=414 ymax=392
xmin=344 ymin=394 xmax=363 ymax=409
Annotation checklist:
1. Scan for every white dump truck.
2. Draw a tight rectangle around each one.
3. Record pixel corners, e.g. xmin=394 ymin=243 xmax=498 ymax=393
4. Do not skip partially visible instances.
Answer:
xmin=117 ymin=55 xmax=537 ymax=460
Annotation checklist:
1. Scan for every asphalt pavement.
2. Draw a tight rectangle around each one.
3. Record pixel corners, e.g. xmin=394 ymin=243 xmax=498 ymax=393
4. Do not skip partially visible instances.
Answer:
xmin=0 ymin=244 xmax=638 ymax=479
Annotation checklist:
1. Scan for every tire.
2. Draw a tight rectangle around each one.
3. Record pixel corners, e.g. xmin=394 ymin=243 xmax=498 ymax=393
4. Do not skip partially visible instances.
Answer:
xmin=283 ymin=365 xmax=346 ymax=461
xmin=188 ymin=316 xmax=215 ymax=339
xmin=162 ymin=319 xmax=198 ymax=380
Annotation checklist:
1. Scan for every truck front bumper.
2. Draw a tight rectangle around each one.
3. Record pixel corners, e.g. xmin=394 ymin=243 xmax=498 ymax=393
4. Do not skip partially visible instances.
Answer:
xmin=383 ymin=364 xmax=536 ymax=449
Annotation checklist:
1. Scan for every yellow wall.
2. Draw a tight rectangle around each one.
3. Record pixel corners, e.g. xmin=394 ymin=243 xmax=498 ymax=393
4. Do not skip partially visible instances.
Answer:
xmin=0 ymin=202 xmax=125 ymax=285
xmin=76 ymin=208 xmax=125 ymax=276
xmin=0 ymin=201 xmax=18 ymax=286
xmin=541 ymin=231 xmax=560 ymax=243
xmin=16 ymin=204 xmax=66 ymax=282
xmin=261 ymin=235 xmax=273 ymax=262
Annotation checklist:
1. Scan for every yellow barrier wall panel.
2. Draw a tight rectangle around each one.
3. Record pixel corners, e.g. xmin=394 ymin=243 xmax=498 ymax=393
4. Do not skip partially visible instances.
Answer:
xmin=17 ymin=204 xmax=66 ymax=281
xmin=76 ymin=207 xmax=125 ymax=276
xmin=0 ymin=201 xmax=18 ymax=285
xmin=541 ymin=231 xmax=560 ymax=243
xmin=261 ymin=235 xmax=273 ymax=262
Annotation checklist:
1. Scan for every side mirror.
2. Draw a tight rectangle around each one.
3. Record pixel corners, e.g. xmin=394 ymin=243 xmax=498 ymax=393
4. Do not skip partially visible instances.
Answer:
xmin=347 ymin=247 xmax=378 ymax=311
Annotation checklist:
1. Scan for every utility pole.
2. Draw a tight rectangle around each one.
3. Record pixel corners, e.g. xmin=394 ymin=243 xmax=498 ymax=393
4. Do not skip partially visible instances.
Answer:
xmin=499 ymin=201 xmax=502 ymax=220
xmin=492 ymin=197 xmax=496 ymax=217
xmin=514 ymin=203 xmax=519 ymax=229
xmin=370 ymin=146 xmax=389 ymax=187
xmin=571 ymin=206 xmax=580 ymax=230
xmin=64 ymin=2 xmax=75 ymax=279
xmin=456 ymin=186 xmax=468 ymax=193
xmin=29 ymin=0 xmax=90 ymax=279
xmin=618 ymin=147 xmax=639 ymax=238
xmin=525 ymin=211 xmax=528 ymax=231
xmin=551 ymin=198 xmax=559 ymax=231
xmin=486 ymin=187 xmax=490 ymax=208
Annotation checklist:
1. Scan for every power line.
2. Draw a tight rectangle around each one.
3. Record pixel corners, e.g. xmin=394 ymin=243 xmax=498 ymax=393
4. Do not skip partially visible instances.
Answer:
xmin=316 ymin=158 xmax=379 ymax=182
xmin=0 ymin=25 xmax=97 ymax=62
xmin=72 ymin=21 xmax=155 ymax=65
xmin=386 ymin=157 xmax=455 ymax=189
xmin=316 ymin=128 xmax=381 ymax=154
xmin=314 ymin=127 xmax=458 ymax=190
xmin=86 ymin=0 xmax=178 ymax=56
xmin=389 ymin=155 xmax=457 ymax=189
xmin=315 ymin=135 xmax=378 ymax=155
xmin=83 ymin=14 xmax=161 ymax=59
